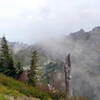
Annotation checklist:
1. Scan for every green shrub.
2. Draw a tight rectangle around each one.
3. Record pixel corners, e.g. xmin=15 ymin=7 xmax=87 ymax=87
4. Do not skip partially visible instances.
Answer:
xmin=0 ymin=85 xmax=25 ymax=98
xmin=0 ymin=74 xmax=88 ymax=100
xmin=0 ymin=94 xmax=10 ymax=100
xmin=0 ymin=74 xmax=52 ymax=100
xmin=36 ymin=85 xmax=66 ymax=100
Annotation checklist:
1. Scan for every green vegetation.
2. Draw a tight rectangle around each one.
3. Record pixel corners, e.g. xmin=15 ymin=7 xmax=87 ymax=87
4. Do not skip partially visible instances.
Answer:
xmin=0 ymin=85 xmax=24 ymax=98
xmin=0 ymin=74 xmax=88 ymax=100
xmin=0 ymin=36 xmax=23 ymax=79
xmin=28 ymin=50 xmax=39 ymax=86
xmin=16 ymin=61 xmax=23 ymax=79
xmin=0 ymin=36 xmax=88 ymax=100
xmin=0 ymin=94 xmax=10 ymax=100
xmin=0 ymin=74 xmax=52 ymax=100
xmin=0 ymin=36 xmax=16 ymax=77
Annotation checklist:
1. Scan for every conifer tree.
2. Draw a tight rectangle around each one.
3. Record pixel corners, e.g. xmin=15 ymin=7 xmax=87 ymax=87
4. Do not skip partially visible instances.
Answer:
xmin=16 ymin=61 xmax=23 ymax=79
xmin=28 ymin=50 xmax=38 ymax=86
xmin=0 ymin=36 xmax=16 ymax=77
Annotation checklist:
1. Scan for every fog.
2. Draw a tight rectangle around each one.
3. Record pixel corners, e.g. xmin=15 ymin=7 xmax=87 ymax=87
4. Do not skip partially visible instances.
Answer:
xmin=0 ymin=0 xmax=100 ymax=99
xmin=35 ymin=28 xmax=100 ymax=100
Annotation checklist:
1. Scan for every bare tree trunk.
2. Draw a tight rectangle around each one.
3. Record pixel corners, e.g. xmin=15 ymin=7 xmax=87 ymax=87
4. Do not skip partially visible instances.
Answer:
xmin=64 ymin=53 xmax=72 ymax=97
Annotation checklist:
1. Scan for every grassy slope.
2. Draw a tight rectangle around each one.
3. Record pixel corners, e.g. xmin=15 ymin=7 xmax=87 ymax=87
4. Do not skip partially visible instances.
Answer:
xmin=0 ymin=74 xmax=52 ymax=100
xmin=0 ymin=74 xmax=88 ymax=100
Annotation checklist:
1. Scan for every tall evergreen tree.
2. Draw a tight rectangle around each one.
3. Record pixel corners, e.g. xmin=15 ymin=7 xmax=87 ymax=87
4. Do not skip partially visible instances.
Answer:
xmin=28 ymin=50 xmax=38 ymax=86
xmin=16 ymin=61 xmax=23 ymax=79
xmin=0 ymin=36 xmax=16 ymax=77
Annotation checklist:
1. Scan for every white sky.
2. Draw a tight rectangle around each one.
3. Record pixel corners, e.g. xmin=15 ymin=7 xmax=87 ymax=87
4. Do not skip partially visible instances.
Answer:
xmin=0 ymin=0 xmax=100 ymax=44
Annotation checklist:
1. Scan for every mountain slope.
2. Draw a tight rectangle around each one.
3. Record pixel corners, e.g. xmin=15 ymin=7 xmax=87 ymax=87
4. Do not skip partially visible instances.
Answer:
xmin=6 ymin=26 xmax=100 ymax=100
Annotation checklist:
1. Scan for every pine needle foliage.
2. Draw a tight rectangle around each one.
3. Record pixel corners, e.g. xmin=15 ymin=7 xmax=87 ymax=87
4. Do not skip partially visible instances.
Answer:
xmin=0 ymin=36 xmax=16 ymax=77
xmin=28 ymin=50 xmax=39 ymax=86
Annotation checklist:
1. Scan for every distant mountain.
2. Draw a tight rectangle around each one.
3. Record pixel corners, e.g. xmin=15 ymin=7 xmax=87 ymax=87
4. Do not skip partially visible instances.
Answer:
xmin=0 ymin=37 xmax=28 ymax=54
xmin=68 ymin=27 xmax=100 ymax=100
xmin=37 ymin=26 xmax=100 ymax=100
xmin=9 ymin=42 xmax=28 ymax=54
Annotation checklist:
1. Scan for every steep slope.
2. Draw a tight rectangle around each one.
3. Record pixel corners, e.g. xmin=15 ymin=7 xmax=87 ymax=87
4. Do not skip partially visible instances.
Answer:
xmin=11 ymin=26 xmax=100 ymax=100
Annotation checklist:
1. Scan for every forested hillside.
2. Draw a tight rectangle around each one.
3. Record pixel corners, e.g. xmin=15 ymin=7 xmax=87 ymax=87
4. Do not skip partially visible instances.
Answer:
xmin=0 ymin=36 xmax=88 ymax=100
xmin=10 ymin=26 xmax=100 ymax=100
xmin=0 ymin=26 xmax=100 ymax=100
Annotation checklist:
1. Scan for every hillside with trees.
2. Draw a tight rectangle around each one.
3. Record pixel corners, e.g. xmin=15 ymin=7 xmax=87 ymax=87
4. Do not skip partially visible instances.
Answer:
xmin=0 ymin=36 xmax=88 ymax=100
xmin=1 ymin=26 xmax=100 ymax=100
xmin=7 ymin=26 xmax=100 ymax=100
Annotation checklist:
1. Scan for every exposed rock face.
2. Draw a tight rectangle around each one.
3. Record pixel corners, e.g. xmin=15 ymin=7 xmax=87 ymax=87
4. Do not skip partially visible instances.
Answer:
xmin=92 ymin=26 xmax=100 ymax=32
xmin=71 ymin=29 xmax=85 ymax=36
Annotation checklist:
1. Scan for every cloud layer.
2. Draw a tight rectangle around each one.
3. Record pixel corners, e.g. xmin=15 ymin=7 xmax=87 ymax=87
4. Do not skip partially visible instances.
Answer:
xmin=0 ymin=0 xmax=100 ymax=44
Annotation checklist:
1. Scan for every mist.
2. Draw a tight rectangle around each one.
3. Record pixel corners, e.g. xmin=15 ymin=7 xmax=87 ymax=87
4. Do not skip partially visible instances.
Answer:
xmin=0 ymin=0 xmax=100 ymax=99
xmin=33 ymin=27 xmax=100 ymax=100
xmin=0 ymin=0 xmax=100 ymax=44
